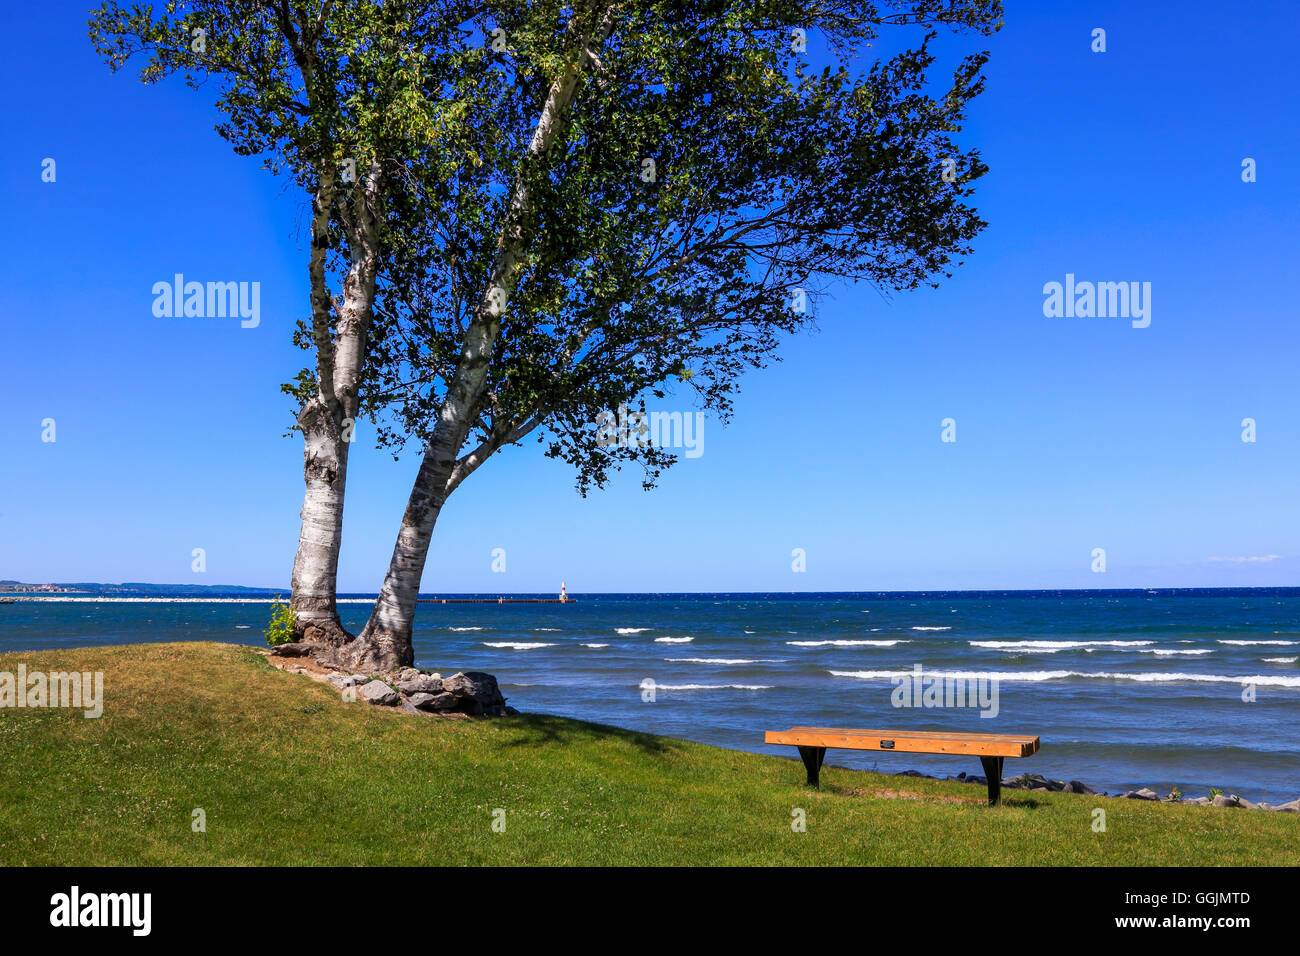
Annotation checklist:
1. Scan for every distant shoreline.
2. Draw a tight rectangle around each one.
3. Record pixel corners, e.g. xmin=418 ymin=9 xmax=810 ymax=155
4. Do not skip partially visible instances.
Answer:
xmin=6 ymin=586 xmax=1300 ymax=598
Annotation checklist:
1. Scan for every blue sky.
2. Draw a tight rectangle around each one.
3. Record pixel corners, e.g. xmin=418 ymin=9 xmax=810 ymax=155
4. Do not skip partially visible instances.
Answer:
xmin=2 ymin=1 xmax=1298 ymax=593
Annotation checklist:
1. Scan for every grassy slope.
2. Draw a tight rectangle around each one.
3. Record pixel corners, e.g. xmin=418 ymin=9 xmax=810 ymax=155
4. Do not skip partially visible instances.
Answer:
xmin=0 ymin=642 xmax=1296 ymax=866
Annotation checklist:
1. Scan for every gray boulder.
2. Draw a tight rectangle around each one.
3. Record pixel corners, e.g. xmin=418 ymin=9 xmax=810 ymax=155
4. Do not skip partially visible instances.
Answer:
xmin=1062 ymin=780 xmax=1095 ymax=795
xmin=1119 ymin=788 xmax=1159 ymax=800
xmin=1210 ymin=794 xmax=1242 ymax=808
xmin=358 ymin=680 xmax=400 ymax=706
xmin=1181 ymin=796 xmax=1211 ymax=805
xmin=327 ymin=673 xmax=367 ymax=688
xmin=409 ymin=691 xmax=458 ymax=712
xmin=1273 ymin=799 xmax=1300 ymax=812
xmin=443 ymin=671 xmax=505 ymax=706
xmin=397 ymin=676 xmax=444 ymax=695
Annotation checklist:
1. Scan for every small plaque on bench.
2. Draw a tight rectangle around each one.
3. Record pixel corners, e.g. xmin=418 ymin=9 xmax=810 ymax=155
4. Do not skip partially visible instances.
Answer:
xmin=880 ymin=739 xmax=894 ymax=749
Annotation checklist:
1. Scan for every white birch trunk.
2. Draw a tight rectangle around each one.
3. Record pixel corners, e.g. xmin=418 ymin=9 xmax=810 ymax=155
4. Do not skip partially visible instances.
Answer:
xmin=289 ymin=403 xmax=352 ymax=643
xmin=290 ymin=161 xmax=383 ymax=644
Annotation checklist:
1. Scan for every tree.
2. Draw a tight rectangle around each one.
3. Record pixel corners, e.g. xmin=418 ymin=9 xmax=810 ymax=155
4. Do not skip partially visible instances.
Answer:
xmin=328 ymin=0 xmax=1003 ymax=670
xmin=90 ymin=1 xmax=1002 ymax=674
xmin=89 ymin=0 xmax=477 ymax=644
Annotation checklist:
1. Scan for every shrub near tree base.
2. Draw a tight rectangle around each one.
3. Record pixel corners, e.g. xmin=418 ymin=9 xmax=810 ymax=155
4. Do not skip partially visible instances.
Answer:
xmin=263 ymin=597 xmax=297 ymax=648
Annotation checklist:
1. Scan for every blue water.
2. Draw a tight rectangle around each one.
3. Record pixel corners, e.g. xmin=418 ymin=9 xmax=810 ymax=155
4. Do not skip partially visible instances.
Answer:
xmin=3 ymin=589 xmax=1299 ymax=802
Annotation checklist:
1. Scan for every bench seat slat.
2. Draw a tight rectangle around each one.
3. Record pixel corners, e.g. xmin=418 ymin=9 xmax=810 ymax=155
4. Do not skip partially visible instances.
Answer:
xmin=765 ymin=727 xmax=1039 ymax=757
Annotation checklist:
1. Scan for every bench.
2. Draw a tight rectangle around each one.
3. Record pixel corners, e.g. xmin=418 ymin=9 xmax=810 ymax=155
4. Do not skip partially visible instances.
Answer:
xmin=765 ymin=727 xmax=1040 ymax=805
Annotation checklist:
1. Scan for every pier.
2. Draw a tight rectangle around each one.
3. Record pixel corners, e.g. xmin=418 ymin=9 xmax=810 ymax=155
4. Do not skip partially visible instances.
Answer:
xmin=418 ymin=582 xmax=572 ymax=605
xmin=415 ymin=598 xmax=575 ymax=604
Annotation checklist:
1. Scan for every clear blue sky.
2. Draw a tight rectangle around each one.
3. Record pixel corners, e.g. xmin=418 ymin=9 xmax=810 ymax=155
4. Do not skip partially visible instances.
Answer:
xmin=3 ymin=1 xmax=1298 ymax=593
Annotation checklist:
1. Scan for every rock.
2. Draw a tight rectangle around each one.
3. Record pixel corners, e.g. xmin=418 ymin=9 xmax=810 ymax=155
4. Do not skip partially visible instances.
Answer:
xmin=397 ymin=667 xmax=422 ymax=682
xmin=327 ymin=673 xmax=366 ymax=688
xmin=897 ymin=769 xmax=930 ymax=778
xmin=443 ymin=671 xmax=505 ymax=706
xmin=358 ymin=680 xmax=400 ymax=706
xmin=1062 ymin=780 xmax=1095 ymax=795
xmin=504 ymin=706 xmax=520 ymax=716
xmin=409 ymin=691 xmax=458 ymax=712
xmin=1004 ymin=774 xmax=1061 ymax=791
xmin=270 ymin=642 xmax=316 ymax=657
xmin=1235 ymin=797 xmax=1258 ymax=809
xmin=1181 ymin=796 xmax=1211 ymax=805
xmin=397 ymin=676 xmax=443 ymax=695
xmin=1120 ymin=788 xmax=1159 ymax=800
xmin=1274 ymin=799 xmax=1300 ymax=812
xmin=1211 ymin=794 xmax=1242 ymax=808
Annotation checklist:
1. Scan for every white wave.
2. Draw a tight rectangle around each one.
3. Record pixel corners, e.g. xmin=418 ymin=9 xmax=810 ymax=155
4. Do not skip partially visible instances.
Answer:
xmin=654 ymin=636 xmax=694 ymax=644
xmin=970 ymin=640 xmax=1153 ymax=650
xmin=829 ymin=668 xmax=1300 ymax=688
xmin=533 ymin=628 xmax=561 ymax=632
xmin=911 ymin=626 xmax=952 ymax=632
xmin=1139 ymin=649 xmax=1212 ymax=656
xmin=1218 ymin=639 xmax=1298 ymax=646
xmin=1263 ymin=657 xmax=1298 ymax=664
xmin=449 ymin=626 xmax=484 ymax=632
xmin=582 ymin=643 xmax=609 ymax=648
xmin=481 ymin=642 xmax=555 ymax=650
xmin=235 ymin=625 xmax=252 ymax=629
xmin=743 ymin=630 xmax=755 ymax=634
xmin=615 ymin=627 xmax=651 ymax=635
xmin=786 ymin=639 xmax=908 ymax=647
xmin=665 ymin=658 xmax=788 ymax=665
xmin=651 ymin=684 xmax=772 ymax=691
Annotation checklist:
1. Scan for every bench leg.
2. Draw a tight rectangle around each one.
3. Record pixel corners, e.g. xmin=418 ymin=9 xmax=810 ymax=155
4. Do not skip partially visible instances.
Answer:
xmin=797 ymin=746 xmax=827 ymax=787
xmin=980 ymin=756 xmax=1004 ymax=806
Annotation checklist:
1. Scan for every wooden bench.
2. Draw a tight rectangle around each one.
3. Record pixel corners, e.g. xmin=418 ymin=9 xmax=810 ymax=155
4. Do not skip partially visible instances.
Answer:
xmin=765 ymin=727 xmax=1040 ymax=805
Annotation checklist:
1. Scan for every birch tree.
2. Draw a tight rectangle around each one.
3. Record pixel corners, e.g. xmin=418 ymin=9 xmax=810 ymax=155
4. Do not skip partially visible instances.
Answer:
xmin=89 ymin=0 xmax=475 ymax=643
xmin=330 ymin=0 xmax=1003 ymax=670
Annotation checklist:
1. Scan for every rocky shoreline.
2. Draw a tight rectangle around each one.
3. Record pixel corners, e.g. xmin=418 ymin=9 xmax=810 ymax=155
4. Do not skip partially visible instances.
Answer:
xmin=268 ymin=642 xmax=515 ymax=717
xmin=887 ymin=768 xmax=1300 ymax=811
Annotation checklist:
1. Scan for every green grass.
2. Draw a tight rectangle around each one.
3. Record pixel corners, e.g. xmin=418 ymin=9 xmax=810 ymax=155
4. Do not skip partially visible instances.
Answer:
xmin=1 ymin=642 xmax=1296 ymax=865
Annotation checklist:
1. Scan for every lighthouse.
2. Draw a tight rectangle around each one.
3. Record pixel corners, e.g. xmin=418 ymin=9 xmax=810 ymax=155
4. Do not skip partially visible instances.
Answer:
xmin=559 ymin=581 xmax=568 ymax=603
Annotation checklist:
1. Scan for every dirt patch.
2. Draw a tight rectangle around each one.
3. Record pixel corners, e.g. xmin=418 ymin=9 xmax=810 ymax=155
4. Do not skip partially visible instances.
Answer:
xmin=261 ymin=648 xmax=336 ymax=681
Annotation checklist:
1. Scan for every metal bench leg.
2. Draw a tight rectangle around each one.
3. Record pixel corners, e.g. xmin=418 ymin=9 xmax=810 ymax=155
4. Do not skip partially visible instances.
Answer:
xmin=798 ymin=746 xmax=827 ymax=787
xmin=980 ymin=756 xmax=1004 ymax=806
